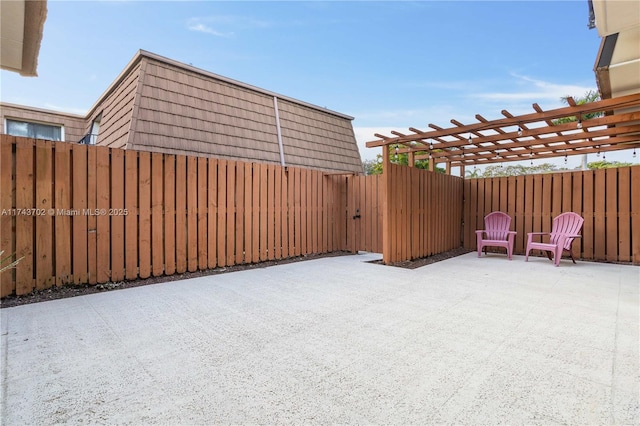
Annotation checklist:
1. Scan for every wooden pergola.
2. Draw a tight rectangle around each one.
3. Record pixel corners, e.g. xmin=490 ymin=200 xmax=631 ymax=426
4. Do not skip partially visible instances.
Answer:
xmin=365 ymin=92 xmax=640 ymax=175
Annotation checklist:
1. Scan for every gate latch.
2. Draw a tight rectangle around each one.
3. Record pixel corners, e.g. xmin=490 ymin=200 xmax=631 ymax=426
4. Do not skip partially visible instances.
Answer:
xmin=353 ymin=209 xmax=361 ymax=219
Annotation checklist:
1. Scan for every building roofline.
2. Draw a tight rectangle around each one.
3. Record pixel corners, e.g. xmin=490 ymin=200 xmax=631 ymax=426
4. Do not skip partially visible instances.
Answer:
xmin=86 ymin=49 xmax=354 ymax=121
xmin=0 ymin=101 xmax=85 ymax=119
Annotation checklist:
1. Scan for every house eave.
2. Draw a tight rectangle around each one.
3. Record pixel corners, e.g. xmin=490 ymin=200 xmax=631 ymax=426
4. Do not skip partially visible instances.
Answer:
xmin=0 ymin=0 xmax=47 ymax=77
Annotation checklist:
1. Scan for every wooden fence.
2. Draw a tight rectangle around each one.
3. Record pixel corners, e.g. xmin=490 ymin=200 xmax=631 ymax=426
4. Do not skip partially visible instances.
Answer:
xmin=4 ymin=136 xmax=636 ymax=297
xmin=462 ymin=167 xmax=640 ymax=264
xmin=1 ymin=136 xmax=358 ymax=296
xmin=382 ymin=163 xmax=464 ymax=264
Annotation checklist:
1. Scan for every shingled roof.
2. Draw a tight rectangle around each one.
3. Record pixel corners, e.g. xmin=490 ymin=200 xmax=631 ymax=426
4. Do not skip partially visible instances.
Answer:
xmin=85 ymin=50 xmax=363 ymax=174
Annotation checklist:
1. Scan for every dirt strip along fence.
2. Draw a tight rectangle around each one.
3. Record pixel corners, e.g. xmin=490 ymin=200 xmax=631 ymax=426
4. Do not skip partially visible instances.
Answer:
xmin=1 ymin=136 xmax=363 ymax=297
xmin=462 ymin=166 xmax=640 ymax=264
xmin=382 ymin=163 xmax=464 ymax=264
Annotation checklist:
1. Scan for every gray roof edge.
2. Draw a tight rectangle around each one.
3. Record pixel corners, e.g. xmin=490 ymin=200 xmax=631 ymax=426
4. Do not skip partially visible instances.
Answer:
xmin=138 ymin=50 xmax=355 ymax=121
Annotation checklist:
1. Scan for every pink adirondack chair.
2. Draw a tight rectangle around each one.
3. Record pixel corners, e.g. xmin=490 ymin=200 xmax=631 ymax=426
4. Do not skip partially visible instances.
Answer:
xmin=525 ymin=212 xmax=584 ymax=267
xmin=475 ymin=212 xmax=516 ymax=260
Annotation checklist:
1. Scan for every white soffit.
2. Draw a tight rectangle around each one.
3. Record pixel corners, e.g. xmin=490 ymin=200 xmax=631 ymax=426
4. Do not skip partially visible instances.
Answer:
xmin=0 ymin=0 xmax=26 ymax=72
xmin=609 ymin=20 xmax=640 ymax=97
xmin=593 ymin=0 xmax=640 ymax=37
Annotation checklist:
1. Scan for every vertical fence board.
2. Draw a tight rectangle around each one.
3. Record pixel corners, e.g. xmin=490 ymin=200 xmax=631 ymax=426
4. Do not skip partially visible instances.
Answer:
xmin=54 ymin=142 xmax=72 ymax=287
xmin=582 ymin=171 xmax=594 ymax=260
xmin=281 ymin=169 xmax=290 ymax=258
xmin=96 ymin=146 xmax=111 ymax=284
xmin=175 ymin=155 xmax=187 ymax=273
xmin=71 ymin=145 xmax=88 ymax=284
xmin=300 ymin=169 xmax=309 ymax=255
xmin=225 ymin=162 xmax=235 ymax=266
xmin=251 ymin=162 xmax=260 ymax=262
xmin=259 ymin=164 xmax=268 ymax=260
xmin=235 ymin=162 xmax=245 ymax=264
xmin=533 ymin=174 xmax=543 ymax=238
xmin=551 ymin=173 xmax=563 ymax=222
xmin=514 ymin=176 xmax=525 ymax=253
xmin=562 ymin=173 xmax=573 ymax=213
xmin=125 ymin=150 xmax=139 ymax=280
xmin=138 ymin=151 xmax=152 ymax=279
xmin=150 ymin=153 xmax=164 ymax=277
xmin=207 ymin=159 xmax=218 ymax=268
xmin=274 ymin=167 xmax=282 ymax=259
xmin=187 ymin=156 xmax=198 ymax=272
xmin=571 ymin=172 xmax=584 ymax=258
xmin=110 ymin=148 xmax=125 ymax=282
xmin=198 ymin=157 xmax=209 ymax=269
xmin=632 ymin=167 xmax=640 ymax=264
xmin=267 ymin=165 xmax=275 ymax=260
xmin=87 ymin=146 xmax=98 ymax=284
xmin=594 ymin=169 xmax=606 ymax=260
xmin=164 ymin=154 xmax=176 ymax=276
xmin=217 ymin=160 xmax=227 ymax=267
xmin=321 ymin=175 xmax=329 ymax=253
xmin=605 ymin=168 xmax=618 ymax=262
xmin=541 ymin=174 xmax=553 ymax=234
xmin=15 ymin=140 xmax=34 ymax=294
xmin=35 ymin=140 xmax=54 ymax=289
xmin=310 ymin=171 xmax=318 ymax=254
xmin=243 ymin=162 xmax=253 ymax=263
xmin=463 ymin=179 xmax=472 ymax=250
xmin=617 ymin=167 xmax=630 ymax=262
xmin=0 ymin=139 xmax=16 ymax=296
xmin=294 ymin=168 xmax=301 ymax=256
xmin=288 ymin=168 xmax=296 ymax=256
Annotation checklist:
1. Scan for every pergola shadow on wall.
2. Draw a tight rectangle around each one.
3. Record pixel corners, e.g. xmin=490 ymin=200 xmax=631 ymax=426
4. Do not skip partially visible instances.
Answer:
xmin=366 ymin=93 xmax=640 ymax=265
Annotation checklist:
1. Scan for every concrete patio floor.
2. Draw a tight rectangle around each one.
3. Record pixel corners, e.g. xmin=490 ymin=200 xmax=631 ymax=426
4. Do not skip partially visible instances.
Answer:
xmin=1 ymin=252 xmax=638 ymax=425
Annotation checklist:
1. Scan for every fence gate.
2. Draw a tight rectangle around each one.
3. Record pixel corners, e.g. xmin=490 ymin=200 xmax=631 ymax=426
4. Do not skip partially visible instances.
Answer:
xmin=345 ymin=174 xmax=384 ymax=254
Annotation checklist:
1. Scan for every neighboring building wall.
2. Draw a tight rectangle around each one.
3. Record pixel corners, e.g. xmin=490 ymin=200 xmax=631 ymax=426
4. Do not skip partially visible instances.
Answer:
xmin=0 ymin=103 xmax=85 ymax=142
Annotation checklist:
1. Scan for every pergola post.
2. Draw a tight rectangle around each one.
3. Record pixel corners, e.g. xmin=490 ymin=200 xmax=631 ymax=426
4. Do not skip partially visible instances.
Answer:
xmin=429 ymin=159 xmax=434 ymax=172
xmin=408 ymin=152 xmax=415 ymax=167
xmin=460 ymin=164 xmax=465 ymax=177
xmin=382 ymin=146 xmax=391 ymax=264
xmin=445 ymin=161 xmax=451 ymax=175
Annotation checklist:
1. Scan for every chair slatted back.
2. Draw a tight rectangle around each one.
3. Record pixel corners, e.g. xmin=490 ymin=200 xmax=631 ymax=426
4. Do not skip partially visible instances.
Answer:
xmin=550 ymin=212 xmax=584 ymax=250
xmin=484 ymin=212 xmax=512 ymax=240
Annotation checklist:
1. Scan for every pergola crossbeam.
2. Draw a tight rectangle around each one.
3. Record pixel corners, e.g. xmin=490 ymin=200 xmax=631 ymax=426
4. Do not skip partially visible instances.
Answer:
xmin=366 ymin=92 xmax=640 ymax=167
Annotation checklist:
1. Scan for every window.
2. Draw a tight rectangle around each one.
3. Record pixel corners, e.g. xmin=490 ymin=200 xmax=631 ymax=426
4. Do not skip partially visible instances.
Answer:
xmin=5 ymin=119 xmax=63 ymax=141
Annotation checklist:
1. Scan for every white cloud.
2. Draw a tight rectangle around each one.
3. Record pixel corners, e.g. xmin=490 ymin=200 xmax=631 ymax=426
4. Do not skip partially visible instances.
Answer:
xmin=186 ymin=15 xmax=271 ymax=37
xmin=187 ymin=22 xmax=234 ymax=38
xmin=471 ymin=73 xmax=595 ymax=104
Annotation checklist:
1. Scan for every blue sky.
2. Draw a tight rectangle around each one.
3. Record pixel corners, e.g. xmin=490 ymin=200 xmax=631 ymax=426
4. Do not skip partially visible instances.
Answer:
xmin=2 ymin=0 xmax=631 ymax=166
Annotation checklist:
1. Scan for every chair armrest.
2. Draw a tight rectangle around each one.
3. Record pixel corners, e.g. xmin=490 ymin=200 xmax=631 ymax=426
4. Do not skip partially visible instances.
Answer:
xmin=527 ymin=232 xmax=548 ymax=236
xmin=475 ymin=230 xmax=485 ymax=236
